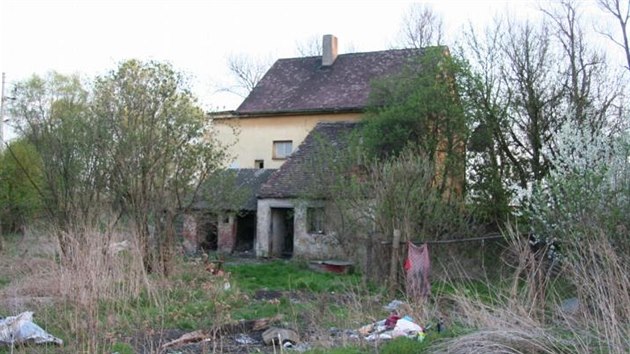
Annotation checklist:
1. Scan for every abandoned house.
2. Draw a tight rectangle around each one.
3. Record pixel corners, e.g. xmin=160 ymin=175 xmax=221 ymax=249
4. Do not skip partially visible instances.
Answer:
xmin=193 ymin=35 xmax=454 ymax=258
xmin=211 ymin=34 xmax=428 ymax=170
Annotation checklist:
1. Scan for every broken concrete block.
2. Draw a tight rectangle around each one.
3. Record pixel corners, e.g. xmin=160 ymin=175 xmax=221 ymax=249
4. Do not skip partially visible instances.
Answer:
xmin=262 ymin=327 xmax=299 ymax=346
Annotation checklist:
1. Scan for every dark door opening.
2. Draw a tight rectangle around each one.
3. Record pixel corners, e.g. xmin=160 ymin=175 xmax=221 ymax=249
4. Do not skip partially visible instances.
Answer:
xmin=199 ymin=212 xmax=218 ymax=251
xmin=235 ymin=212 xmax=256 ymax=252
xmin=270 ymin=208 xmax=294 ymax=258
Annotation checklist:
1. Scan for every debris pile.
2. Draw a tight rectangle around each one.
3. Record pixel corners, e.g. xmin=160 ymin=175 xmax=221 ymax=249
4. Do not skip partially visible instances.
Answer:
xmin=359 ymin=313 xmax=426 ymax=342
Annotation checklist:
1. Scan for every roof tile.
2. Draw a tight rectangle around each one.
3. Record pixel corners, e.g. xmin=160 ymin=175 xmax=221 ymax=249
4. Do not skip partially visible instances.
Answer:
xmin=236 ymin=49 xmax=425 ymax=114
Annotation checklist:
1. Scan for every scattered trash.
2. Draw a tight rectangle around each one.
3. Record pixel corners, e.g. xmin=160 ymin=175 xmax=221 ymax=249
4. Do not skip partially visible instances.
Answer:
xmin=384 ymin=313 xmax=401 ymax=329
xmin=205 ymin=259 xmax=225 ymax=276
xmin=0 ymin=311 xmax=63 ymax=346
xmin=262 ymin=327 xmax=299 ymax=346
xmin=108 ymin=240 xmax=130 ymax=255
xmin=234 ymin=333 xmax=256 ymax=345
xmin=436 ymin=317 xmax=445 ymax=333
xmin=160 ymin=330 xmax=211 ymax=350
xmin=160 ymin=314 xmax=283 ymax=350
xmin=364 ymin=317 xmax=424 ymax=342
xmin=289 ymin=342 xmax=312 ymax=352
xmin=383 ymin=299 xmax=406 ymax=312
xmin=559 ymin=297 xmax=580 ymax=316
xmin=360 ymin=302 xmax=426 ymax=342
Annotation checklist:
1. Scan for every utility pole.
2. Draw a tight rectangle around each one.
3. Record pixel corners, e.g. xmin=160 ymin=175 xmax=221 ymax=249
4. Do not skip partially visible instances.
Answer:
xmin=0 ymin=72 xmax=6 ymax=150
xmin=0 ymin=72 xmax=15 ymax=151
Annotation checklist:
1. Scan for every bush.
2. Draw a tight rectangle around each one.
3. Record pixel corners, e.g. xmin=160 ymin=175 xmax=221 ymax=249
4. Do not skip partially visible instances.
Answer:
xmin=0 ymin=139 xmax=43 ymax=233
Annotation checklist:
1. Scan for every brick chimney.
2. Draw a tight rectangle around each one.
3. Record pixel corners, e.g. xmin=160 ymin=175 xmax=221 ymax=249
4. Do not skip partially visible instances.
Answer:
xmin=322 ymin=34 xmax=338 ymax=66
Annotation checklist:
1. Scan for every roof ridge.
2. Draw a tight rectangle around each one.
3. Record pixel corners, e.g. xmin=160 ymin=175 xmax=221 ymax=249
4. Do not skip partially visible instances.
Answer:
xmin=275 ymin=47 xmax=426 ymax=62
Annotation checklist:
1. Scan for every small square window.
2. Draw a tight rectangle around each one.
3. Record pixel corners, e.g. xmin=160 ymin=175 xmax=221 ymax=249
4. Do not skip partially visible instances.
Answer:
xmin=273 ymin=140 xmax=293 ymax=159
xmin=255 ymin=159 xmax=264 ymax=168
xmin=307 ymin=207 xmax=325 ymax=234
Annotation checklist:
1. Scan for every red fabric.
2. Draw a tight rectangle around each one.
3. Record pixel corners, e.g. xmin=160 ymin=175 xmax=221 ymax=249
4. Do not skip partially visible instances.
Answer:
xmin=403 ymin=258 xmax=412 ymax=271
xmin=384 ymin=314 xmax=400 ymax=329
xmin=405 ymin=242 xmax=431 ymax=298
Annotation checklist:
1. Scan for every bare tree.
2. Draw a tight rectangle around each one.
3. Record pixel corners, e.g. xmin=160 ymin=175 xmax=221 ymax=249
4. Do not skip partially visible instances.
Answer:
xmin=459 ymin=19 xmax=517 ymax=222
xmin=396 ymin=3 xmax=444 ymax=49
xmin=502 ymin=18 xmax=565 ymax=183
xmin=461 ymin=16 xmax=564 ymax=189
xmin=542 ymin=0 xmax=620 ymax=130
xmin=597 ymin=0 xmax=630 ymax=71
xmin=295 ymin=35 xmax=322 ymax=56
xmin=224 ymin=53 xmax=272 ymax=98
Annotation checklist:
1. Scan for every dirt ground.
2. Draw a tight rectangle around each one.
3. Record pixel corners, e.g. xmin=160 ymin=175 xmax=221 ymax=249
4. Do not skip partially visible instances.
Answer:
xmin=134 ymin=288 xmax=367 ymax=354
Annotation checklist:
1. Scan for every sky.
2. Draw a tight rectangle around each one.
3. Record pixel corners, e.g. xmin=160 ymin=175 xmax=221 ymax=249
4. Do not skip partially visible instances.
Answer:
xmin=0 ymin=0 xmax=618 ymax=116
xmin=0 ymin=0 xmax=549 ymax=110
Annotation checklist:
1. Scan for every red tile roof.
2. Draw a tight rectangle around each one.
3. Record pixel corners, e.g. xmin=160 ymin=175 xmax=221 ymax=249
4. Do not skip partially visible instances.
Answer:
xmin=236 ymin=48 xmax=426 ymax=115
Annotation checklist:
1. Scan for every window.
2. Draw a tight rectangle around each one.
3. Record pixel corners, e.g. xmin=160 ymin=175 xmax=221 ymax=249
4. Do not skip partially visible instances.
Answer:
xmin=307 ymin=207 xmax=325 ymax=234
xmin=255 ymin=159 xmax=264 ymax=169
xmin=273 ymin=140 xmax=293 ymax=159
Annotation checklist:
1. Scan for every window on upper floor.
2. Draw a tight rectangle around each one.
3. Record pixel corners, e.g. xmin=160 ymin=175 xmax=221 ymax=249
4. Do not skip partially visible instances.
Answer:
xmin=273 ymin=140 xmax=293 ymax=159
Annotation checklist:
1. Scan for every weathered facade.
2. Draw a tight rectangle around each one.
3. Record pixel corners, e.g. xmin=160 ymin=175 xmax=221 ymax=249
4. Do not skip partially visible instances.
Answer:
xmin=183 ymin=169 xmax=275 ymax=254
xmin=203 ymin=35 xmax=457 ymax=259
xmin=255 ymin=122 xmax=358 ymax=259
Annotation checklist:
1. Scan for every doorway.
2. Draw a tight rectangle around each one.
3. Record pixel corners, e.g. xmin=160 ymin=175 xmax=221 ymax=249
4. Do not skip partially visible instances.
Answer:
xmin=235 ymin=212 xmax=256 ymax=252
xmin=270 ymin=208 xmax=294 ymax=258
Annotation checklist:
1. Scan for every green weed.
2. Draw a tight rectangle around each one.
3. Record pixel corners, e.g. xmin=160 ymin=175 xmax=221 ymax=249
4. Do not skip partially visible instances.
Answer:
xmin=228 ymin=260 xmax=361 ymax=293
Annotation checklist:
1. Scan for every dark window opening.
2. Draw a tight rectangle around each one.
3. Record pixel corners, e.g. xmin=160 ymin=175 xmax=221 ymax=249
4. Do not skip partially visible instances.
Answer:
xmin=307 ymin=207 xmax=326 ymax=234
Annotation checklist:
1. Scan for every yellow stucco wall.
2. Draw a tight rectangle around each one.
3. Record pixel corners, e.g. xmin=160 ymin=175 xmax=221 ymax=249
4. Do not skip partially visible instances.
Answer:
xmin=212 ymin=112 xmax=361 ymax=169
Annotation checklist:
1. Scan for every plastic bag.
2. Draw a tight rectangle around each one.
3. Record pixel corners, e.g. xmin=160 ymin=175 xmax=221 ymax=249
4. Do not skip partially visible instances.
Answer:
xmin=0 ymin=312 xmax=63 ymax=345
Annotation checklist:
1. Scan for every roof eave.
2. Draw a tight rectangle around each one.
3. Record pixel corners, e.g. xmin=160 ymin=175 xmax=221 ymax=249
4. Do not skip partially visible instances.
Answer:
xmin=224 ymin=107 xmax=364 ymax=119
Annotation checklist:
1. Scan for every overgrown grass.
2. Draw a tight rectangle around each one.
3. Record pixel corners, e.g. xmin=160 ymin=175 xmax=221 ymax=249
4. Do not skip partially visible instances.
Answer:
xmin=228 ymin=260 xmax=361 ymax=293
xmin=1 ymin=222 xmax=627 ymax=353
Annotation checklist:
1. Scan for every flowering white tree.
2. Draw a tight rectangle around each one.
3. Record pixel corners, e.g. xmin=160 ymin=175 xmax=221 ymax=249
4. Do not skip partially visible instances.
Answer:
xmin=523 ymin=109 xmax=630 ymax=251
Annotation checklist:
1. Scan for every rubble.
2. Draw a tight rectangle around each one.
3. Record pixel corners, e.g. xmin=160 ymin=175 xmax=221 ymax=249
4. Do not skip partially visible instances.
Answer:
xmin=262 ymin=327 xmax=299 ymax=346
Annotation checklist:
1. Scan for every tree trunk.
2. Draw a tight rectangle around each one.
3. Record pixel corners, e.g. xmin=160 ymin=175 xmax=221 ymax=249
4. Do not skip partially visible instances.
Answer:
xmin=159 ymin=209 xmax=176 ymax=277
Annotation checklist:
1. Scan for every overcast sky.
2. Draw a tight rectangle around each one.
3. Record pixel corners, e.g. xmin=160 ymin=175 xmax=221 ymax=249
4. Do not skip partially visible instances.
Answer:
xmin=0 ymin=0 xmax=617 ymax=115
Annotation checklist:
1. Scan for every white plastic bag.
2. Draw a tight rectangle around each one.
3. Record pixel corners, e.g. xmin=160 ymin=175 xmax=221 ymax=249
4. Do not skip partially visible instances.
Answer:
xmin=0 ymin=312 xmax=63 ymax=345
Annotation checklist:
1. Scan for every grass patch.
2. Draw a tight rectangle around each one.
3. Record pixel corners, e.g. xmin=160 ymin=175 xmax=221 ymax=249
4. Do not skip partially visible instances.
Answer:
xmin=379 ymin=336 xmax=430 ymax=354
xmin=305 ymin=347 xmax=367 ymax=354
xmin=227 ymin=260 xmax=361 ymax=293
xmin=0 ymin=277 xmax=9 ymax=288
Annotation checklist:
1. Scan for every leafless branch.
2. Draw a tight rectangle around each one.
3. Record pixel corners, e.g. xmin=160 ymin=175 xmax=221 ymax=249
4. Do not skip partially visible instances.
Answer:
xmin=224 ymin=53 xmax=272 ymax=98
xmin=396 ymin=3 xmax=444 ymax=49
xmin=295 ymin=35 xmax=322 ymax=56
xmin=596 ymin=0 xmax=630 ymax=71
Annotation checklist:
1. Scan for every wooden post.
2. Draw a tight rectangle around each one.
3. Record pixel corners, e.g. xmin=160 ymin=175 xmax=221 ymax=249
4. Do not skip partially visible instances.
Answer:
xmin=389 ymin=229 xmax=401 ymax=292
xmin=364 ymin=233 xmax=373 ymax=287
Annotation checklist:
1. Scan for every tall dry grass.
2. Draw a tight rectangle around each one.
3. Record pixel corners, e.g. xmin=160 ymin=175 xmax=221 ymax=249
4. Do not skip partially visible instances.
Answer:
xmin=430 ymin=226 xmax=629 ymax=354
xmin=54 ymin=227 xmax=154 ymax=306
xmin=559 ymin=229 xmax=630 ymax=353
xmin=53 ymin=225 xmax=161 ymax=352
